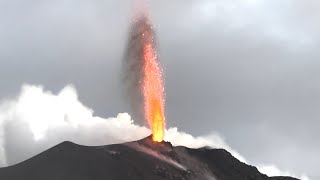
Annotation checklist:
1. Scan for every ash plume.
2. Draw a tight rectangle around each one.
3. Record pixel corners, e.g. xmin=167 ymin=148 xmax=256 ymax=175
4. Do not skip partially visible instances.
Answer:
xmin=122 ymin=8 xmax=159 ymax=125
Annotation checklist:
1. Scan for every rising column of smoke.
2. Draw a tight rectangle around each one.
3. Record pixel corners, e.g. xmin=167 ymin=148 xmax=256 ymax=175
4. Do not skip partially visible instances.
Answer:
xmin=122 ymin=1 xmax=159 ymax=125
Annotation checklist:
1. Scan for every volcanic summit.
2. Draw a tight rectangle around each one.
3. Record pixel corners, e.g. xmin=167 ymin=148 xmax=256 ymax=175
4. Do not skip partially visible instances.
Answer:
xmin=0 ymin=136 xmax=299 ymax=180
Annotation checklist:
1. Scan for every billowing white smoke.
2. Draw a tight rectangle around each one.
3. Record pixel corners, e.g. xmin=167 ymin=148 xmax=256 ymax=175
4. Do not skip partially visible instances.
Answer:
xmin=258 ymin=165 xmax=310 ymax=180
xmin=0 ymin=84 xmax=309 ymax=180
xmin=0 ymin=84 xmax=150 ymax=166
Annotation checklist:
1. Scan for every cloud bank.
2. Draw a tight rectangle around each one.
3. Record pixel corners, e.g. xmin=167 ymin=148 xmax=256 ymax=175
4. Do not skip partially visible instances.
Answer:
xmin=0 ymin=84 xmax=309 ymax=180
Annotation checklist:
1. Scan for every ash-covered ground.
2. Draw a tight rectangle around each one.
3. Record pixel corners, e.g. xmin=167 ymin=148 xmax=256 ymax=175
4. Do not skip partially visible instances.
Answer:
xmin=0 ymin=136 xmax=299 ymax=180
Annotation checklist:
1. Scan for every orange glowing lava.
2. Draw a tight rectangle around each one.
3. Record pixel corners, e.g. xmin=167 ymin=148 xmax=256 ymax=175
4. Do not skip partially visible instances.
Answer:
xmin=143 ymin=37 xmax=166 ymax=142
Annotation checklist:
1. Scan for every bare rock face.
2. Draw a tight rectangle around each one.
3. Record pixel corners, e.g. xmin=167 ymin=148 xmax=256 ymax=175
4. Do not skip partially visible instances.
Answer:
xmin=0 ymin=136 xmax=299 ymax=180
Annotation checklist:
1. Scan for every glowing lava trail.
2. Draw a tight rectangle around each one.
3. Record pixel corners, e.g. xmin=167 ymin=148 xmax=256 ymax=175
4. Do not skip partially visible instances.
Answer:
xmin=142 ymin=22 xmax=166 ymax=142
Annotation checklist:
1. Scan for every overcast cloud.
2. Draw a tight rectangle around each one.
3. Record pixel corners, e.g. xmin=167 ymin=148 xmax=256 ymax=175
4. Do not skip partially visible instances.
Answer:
xmin=0 ymin=0 xmax=320 ymax=179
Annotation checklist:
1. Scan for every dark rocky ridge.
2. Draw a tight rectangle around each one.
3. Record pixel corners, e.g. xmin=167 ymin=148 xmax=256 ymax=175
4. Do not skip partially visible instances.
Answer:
xmin=0 ymin=135 xmax=299 ymax=180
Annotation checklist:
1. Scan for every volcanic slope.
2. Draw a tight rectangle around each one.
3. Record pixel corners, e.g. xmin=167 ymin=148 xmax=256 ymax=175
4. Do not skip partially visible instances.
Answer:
xmin=0 ymin=136 xmax=299 ymax=180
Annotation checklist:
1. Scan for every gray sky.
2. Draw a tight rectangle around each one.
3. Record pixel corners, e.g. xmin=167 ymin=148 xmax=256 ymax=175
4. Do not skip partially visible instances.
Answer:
xmin=1 ymin=0 xmax=320 ymax=179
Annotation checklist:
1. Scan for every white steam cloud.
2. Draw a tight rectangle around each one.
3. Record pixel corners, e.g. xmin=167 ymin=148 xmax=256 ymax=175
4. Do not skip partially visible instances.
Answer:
xmin=0 ymin=84 xmax=309 ymax=180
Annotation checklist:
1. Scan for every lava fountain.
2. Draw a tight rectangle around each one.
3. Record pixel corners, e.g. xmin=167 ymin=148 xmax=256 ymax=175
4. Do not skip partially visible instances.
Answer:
xmin=124 ymin=1 xmax=166 ymax=142
xmin=142 ymin=28 xmax=166 ymax=142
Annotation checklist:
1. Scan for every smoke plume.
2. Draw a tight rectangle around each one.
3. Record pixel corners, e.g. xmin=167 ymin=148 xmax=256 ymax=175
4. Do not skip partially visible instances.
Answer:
xmin=0 ymin=84 xmax=309 ymax=180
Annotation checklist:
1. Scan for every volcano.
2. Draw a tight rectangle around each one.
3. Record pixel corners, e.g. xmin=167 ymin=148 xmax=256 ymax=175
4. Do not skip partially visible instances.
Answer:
xmin=0 ymin=136 xmax=299 ymax=180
